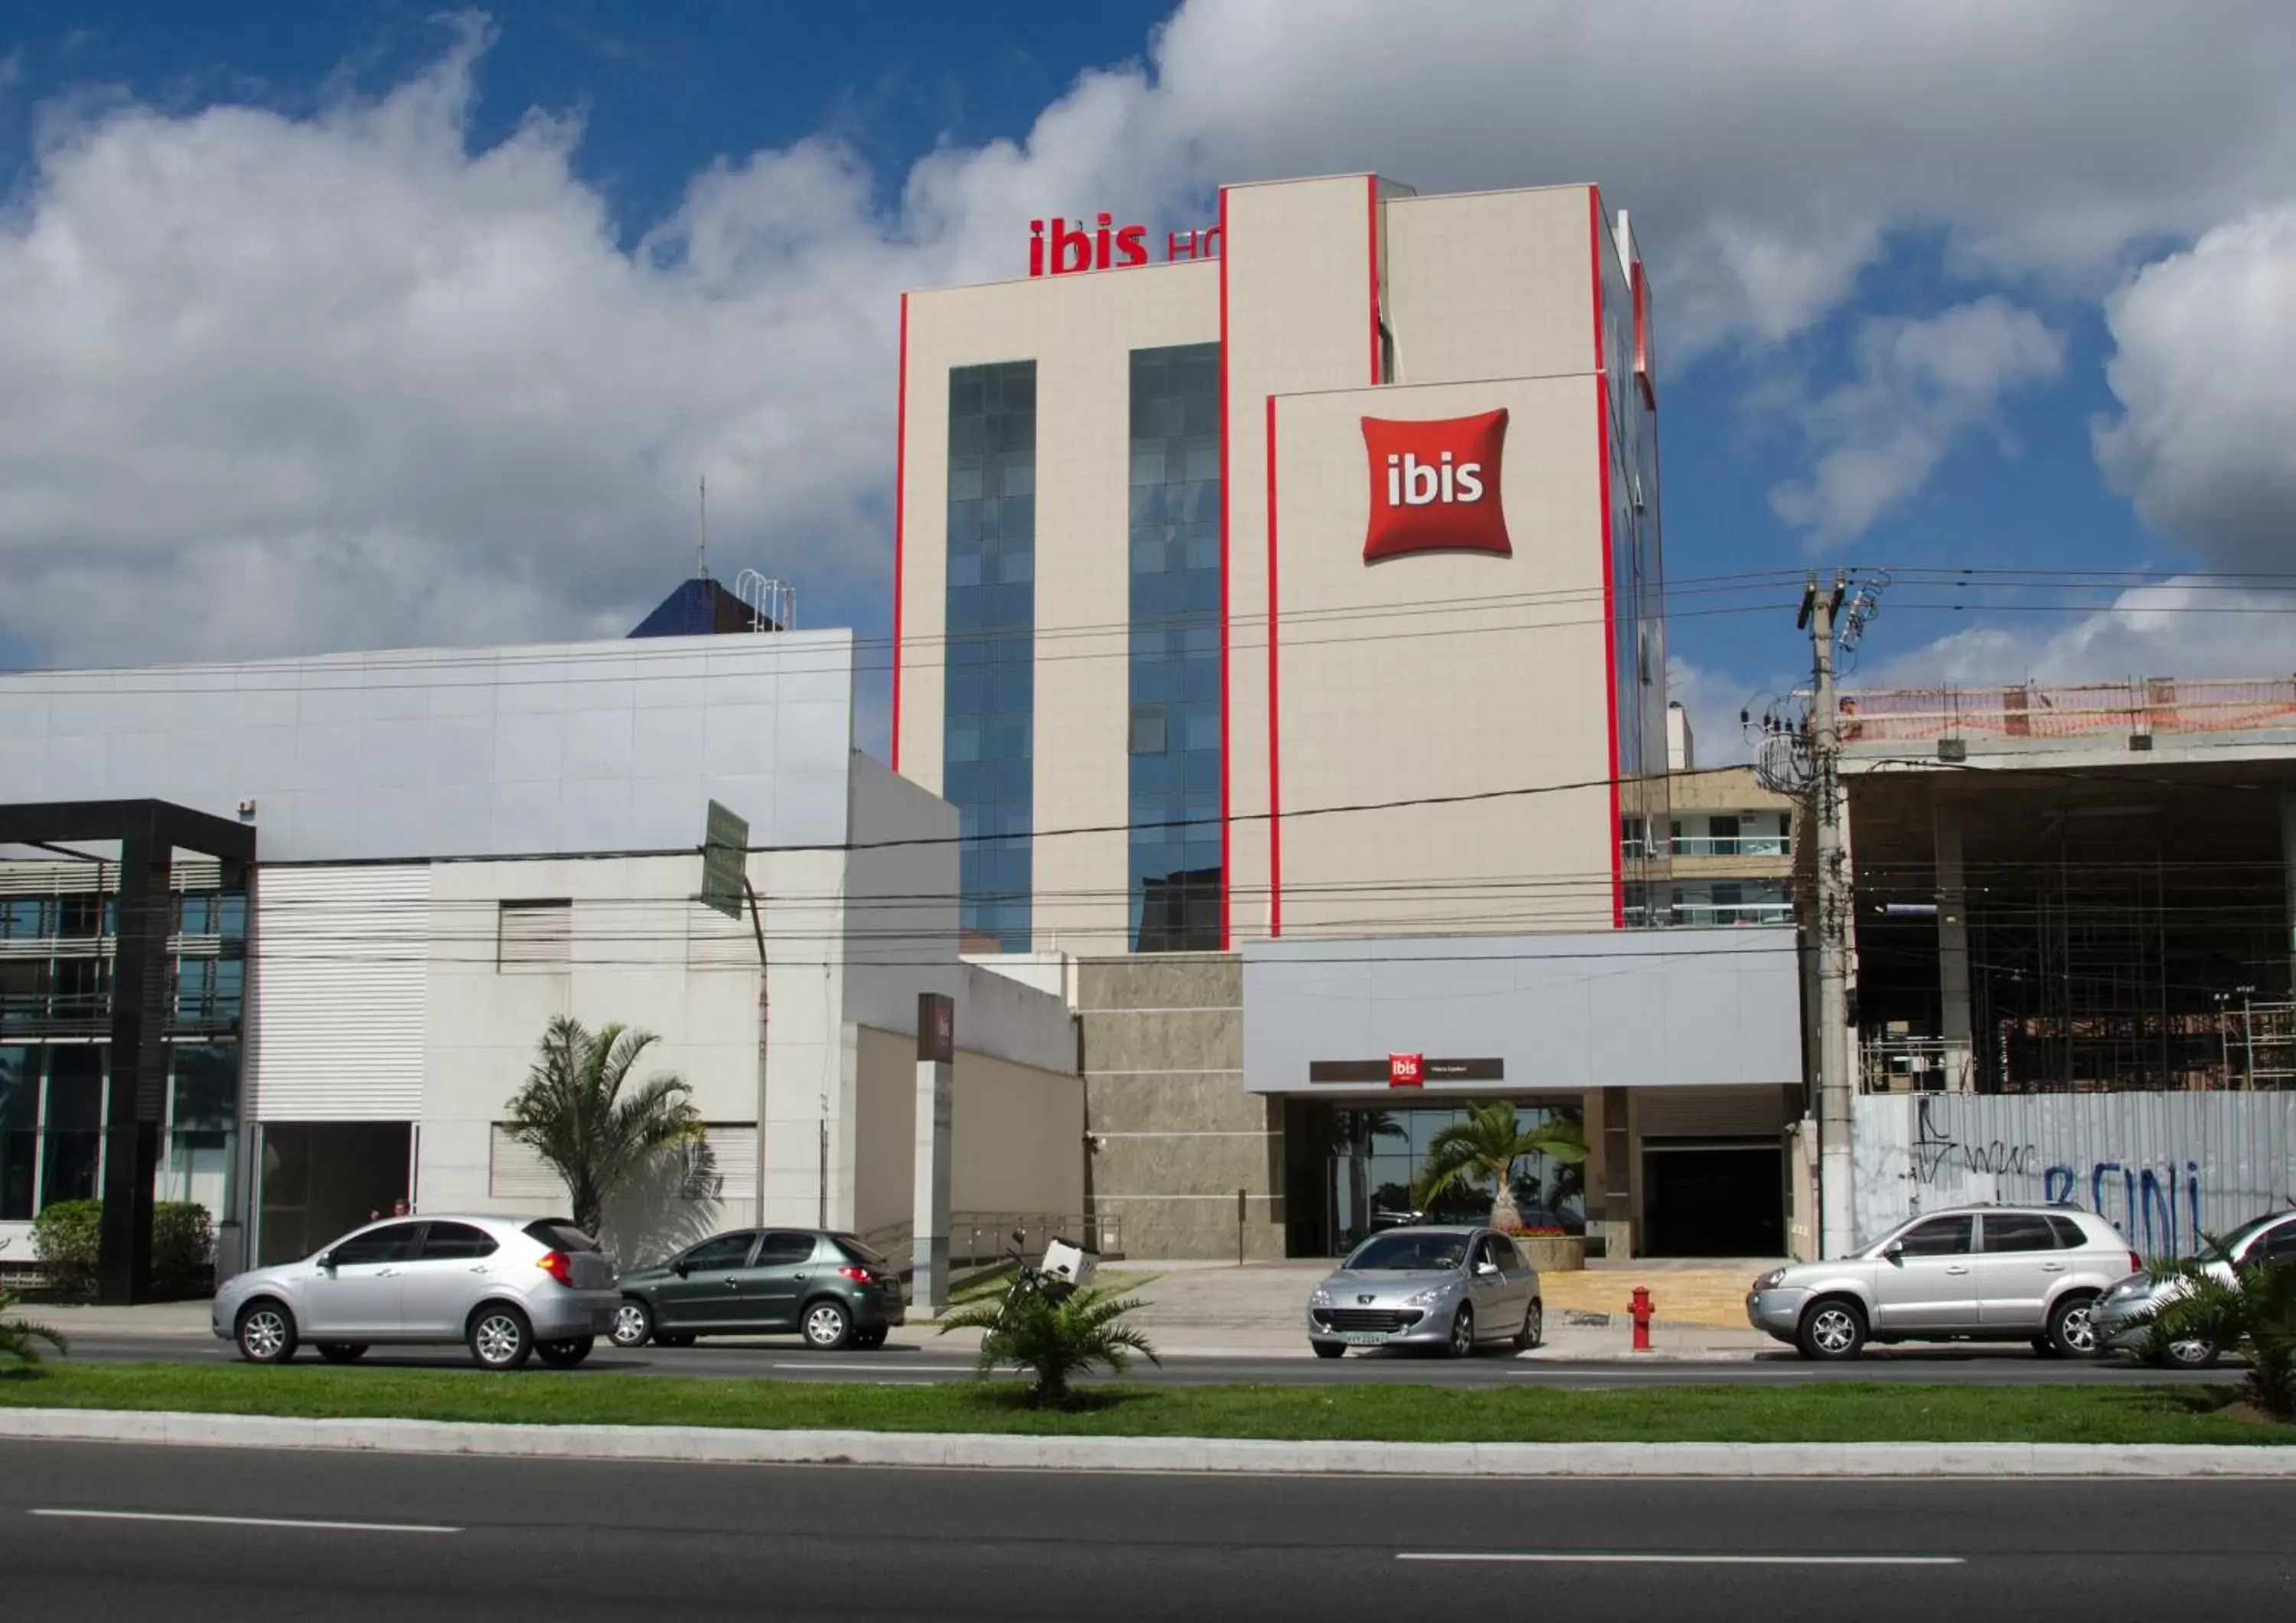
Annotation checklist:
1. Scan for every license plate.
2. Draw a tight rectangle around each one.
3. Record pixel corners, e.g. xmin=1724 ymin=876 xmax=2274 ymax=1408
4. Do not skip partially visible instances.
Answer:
xmin=1342 ymin=1331 xmax=1388 ymax=1345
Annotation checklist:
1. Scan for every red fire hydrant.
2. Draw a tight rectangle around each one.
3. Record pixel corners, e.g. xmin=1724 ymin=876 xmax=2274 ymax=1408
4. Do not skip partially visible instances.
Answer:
xmin=1629 ymin=1285 xmax=1655 ymax=1353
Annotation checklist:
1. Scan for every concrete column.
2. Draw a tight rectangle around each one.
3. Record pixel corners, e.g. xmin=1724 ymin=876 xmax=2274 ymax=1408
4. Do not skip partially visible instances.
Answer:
xmin=913 ymin=993 xmax=955 ymax=1311
xmin=2281 ymin=789 xmax=2296 ymax=999
xmin=1934 ymin=798 xmax=1974 ymax=1093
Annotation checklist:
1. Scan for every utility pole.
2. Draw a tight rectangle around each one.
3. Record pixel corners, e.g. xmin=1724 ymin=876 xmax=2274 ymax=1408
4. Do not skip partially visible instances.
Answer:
xmin=1802 ymin=573 xmax=1855 ymax=1257
xmin=741 ymin=875 xmax=771 ymax=1227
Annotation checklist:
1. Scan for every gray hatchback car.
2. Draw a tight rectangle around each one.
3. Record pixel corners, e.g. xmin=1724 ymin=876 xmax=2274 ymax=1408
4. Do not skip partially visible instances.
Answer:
xmin=1307 ymin=1226 xmax=1544 ymax=1358
xmin=610 ymin=1228 xmax=908 ymax=1351
xmin=211 ymin=1214 xmax=621 ymax=1370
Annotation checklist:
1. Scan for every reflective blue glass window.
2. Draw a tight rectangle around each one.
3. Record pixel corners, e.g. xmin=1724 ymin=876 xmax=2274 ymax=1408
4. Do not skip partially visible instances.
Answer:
xmin=944 ymin=361 xmax=1036 ymax=949
xmin=1127 ymin=344 xmax=1222 ymax=952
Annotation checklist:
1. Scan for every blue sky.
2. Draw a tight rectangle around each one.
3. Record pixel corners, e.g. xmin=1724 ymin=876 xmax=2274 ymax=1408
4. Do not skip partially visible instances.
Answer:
xmin=1 ymin=2 xmax=2289 ymax=759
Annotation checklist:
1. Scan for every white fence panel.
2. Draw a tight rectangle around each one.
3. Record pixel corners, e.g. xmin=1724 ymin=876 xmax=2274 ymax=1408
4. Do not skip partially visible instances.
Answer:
xmin=1854 ymin=1092 xmax=2296 ymax=1256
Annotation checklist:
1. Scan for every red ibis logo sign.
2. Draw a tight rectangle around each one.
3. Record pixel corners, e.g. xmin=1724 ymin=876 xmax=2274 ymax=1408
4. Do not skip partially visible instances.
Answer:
xmin=1360 ymin=409 xmax=1512 ymax=563
xmin=1388 ymin=1053 xmax=1424 ymax=1089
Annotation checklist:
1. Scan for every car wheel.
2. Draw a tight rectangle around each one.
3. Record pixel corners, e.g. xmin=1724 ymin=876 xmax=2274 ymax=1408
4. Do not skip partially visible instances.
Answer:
xmin=1312 ymin=1342 xmax=1345 ymax=1360
xmin=803 ymin=1299 xmax=853 ymax=1351
xmin=610 ymin=1299 xmax=654 ymax=1349
xmin=2154 ymin=1336 xmax=2218 ymax=1370
xmin=468 ymin=1304 xmax=535 ymax=1370
xmin=1447 ymin=1304 xmax=1476 ymax=1358
xmin=2047 ymin=1294 xmax=2103 ymax=1360
xmin=1797 ymin=1298 xmax=1867 ymax=1360
xmin=315 ymin=1344 xmax=367 ymax=1364
xmin=1513 ymin=1300 xmax=1543 ymax=1352
xmin=655 ymin=1332 xmax=696 ymax=1349
xmin=235 ymin=1300 xmax=298 ymax=1364
xmin=536 ymin=1336 xmax=594 ymax=1369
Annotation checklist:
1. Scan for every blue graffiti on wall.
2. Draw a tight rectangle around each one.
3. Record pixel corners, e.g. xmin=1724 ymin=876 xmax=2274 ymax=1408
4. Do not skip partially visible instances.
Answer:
xmin=2042 ymin=1161 xmax=2203 ymax=1256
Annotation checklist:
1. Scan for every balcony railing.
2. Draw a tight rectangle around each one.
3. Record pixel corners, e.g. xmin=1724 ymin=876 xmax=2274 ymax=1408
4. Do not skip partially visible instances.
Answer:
xmin=1671 ymin=835 xmax=1792 ymax=858
xmin=1669 ymin=900 xmax=1794 ymax=927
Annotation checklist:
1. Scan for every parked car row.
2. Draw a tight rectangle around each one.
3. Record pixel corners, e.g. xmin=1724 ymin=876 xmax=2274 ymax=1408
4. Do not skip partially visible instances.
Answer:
xmin=1746 ymin=1200 xmax=2296 ymax=1363
xmin=211 ymin=1217 xmax=906 ymax=1367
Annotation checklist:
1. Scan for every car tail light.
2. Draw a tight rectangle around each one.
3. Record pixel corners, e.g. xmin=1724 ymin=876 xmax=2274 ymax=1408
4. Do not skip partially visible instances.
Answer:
xmin=2129 ymin=1251 xmax=2143 ymax=1275
xmin=837 ymin=1265 xmax=872 ymax=1284
xmin=536 ymin=1250 xmax=574 ymax=1287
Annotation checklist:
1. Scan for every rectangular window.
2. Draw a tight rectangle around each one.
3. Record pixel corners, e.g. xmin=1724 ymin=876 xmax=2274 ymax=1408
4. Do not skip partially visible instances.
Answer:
xmin=943 ymin=360 xmax=1037 ymax=952
xmin=496 ymin=900 xmax=572 ymax=972
xmin=0 ymin=1047 xmax=34 ymax=1221
xmin=40 ymin=1044 xmax=103 ymax=1210
xmin=1127 ymin=342 xmax=1223 ymax=952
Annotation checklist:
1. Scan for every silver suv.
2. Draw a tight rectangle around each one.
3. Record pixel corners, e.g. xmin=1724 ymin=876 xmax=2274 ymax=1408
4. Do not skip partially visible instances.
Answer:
xmin=1746 ymin=1204 xmax=2139 ymax=1360
xmin=212 ymin=1214 xmax=621 ymax=1370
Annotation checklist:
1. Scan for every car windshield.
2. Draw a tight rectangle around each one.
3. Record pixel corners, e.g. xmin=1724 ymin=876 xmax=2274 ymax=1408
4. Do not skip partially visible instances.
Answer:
xmin=2215 ymin=1211 xmax=2284 ymax=1255
xmin=1344 ymin=1233 xmax=1469 ymax=1272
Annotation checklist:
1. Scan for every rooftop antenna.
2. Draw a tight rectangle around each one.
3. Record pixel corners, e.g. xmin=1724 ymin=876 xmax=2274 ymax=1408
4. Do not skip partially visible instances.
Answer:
xmin=696 ymin=475 xmax=709 ymax=581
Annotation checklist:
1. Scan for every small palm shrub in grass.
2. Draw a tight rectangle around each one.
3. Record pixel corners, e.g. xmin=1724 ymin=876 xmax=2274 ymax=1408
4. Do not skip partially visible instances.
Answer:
xmin=0 ymin=1288 xmax=66 ymax=1373
xmin=939 ymin=1285 xmax=1159 ymax=1408
xmin=2135 ymin=1239 xmax=2296 ymax=1421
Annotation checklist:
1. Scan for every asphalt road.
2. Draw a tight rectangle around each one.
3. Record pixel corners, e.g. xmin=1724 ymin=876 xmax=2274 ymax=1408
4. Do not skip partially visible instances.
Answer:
xmin=59 ymin=1331 xmax=2236 ymax=1386
xmin=1 ymin=1438 xmax=2290 ymax=1621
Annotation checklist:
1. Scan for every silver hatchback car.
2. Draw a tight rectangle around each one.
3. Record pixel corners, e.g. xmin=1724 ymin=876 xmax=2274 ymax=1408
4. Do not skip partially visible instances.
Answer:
xmin=1307 ymin=1226 xmax=1544 ymax=1358
xmin=212 ymin=1214 xmax=621 ymax=1370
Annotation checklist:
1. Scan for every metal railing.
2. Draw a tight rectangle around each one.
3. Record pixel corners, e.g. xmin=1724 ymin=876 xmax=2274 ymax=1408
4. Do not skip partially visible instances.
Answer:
xmin=1670 ymin=834 xmax=1792 ymax=858
xmin=1668 ymin=900 xmax=1795 ymax=927
xmin=1835 ymin=677 xmax=2296 ymax=746
xmin=858 ymin=1211 xmax=1126 ymax=1283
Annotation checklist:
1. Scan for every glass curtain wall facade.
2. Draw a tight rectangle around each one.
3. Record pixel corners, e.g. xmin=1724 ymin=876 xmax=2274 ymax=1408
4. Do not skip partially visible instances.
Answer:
xmin=1126 ymin=343 xmax=1223 ymax=952
xmin=0 ymin=879 xmax=246 ymax=1223
xmin=943 ymin=361 xmax=1039 ymax=951
xmin=1325 ymin=1102 xmax=1587 ymax=1254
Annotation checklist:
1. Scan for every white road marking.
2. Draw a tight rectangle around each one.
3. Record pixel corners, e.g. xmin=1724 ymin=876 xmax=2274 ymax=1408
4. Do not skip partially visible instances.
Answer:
xmin=770 ymin=1362 xmax=974 ymax=1374
xmin=32 ymin=1508 xmax=459 ymax=1535
xmin=1398 ymin=1553 xmax=1964 ymax=1566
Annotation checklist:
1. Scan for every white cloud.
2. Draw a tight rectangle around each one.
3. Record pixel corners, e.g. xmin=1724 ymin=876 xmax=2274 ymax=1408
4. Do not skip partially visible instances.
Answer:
xmin=1767 ymin=298 xmax=2066 ymax=545
xmin=2093 ymin=205 xmax=2296 ymax=573
xmin=5 ymin=2 xmax=2296 ymax=704
xmin=1863 ymin=580 xmax=2296 ymax=691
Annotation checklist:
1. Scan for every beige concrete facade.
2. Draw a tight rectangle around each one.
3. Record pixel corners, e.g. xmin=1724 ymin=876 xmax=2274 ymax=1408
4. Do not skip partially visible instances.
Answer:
xmin=895 ymin=171 xmax=1660 ymax=954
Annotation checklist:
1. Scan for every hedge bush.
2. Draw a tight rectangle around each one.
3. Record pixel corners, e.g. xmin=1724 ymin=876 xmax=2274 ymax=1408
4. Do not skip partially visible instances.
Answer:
xmin=154 ymin=1203 xmax=217 ymax=1295
xmin=28 ymin=1200 xmax=217 ymax=1297
xmin=28 ymin=1200 xmax=101 ymax=1295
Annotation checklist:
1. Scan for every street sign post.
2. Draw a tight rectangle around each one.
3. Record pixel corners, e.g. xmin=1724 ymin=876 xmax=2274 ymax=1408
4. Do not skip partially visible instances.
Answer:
xmin=702 ymin=800 xmax=748 ymax=920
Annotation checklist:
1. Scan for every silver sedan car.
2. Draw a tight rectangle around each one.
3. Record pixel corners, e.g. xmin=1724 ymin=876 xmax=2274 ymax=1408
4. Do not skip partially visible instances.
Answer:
xmin=212 ymin=1214 xmax=621 ymax=1370
xmin=1307 ymin=1225 xmax=1543 ymax=1359
xmin=2092 ymin=1208 xmax=2296 ymax=1367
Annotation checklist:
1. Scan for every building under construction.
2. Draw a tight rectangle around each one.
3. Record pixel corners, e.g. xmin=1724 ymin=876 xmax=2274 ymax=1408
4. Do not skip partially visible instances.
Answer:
xmin=1832 ymin=678 xmax=2296 ymax=1097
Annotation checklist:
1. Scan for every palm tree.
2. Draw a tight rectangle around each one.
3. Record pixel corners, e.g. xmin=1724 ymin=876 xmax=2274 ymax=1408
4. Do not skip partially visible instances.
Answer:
xmin=939 ymin=1285 xmax=1159 ymax=1407
xmin=0 ymin=1288 xmax=66 ymax=1371
xmin=2135 ymin=1239 xmax=2296 ymax=1419
xmin=503 ymin=1016 xmax=704 ymax=1242
xmin=1414 ymin=1102 xmax=1590 ymax=1233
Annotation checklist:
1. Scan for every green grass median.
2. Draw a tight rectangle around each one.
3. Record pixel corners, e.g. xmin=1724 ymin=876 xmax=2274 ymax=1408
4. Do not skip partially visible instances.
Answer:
xmin=2 ymin=1363 xmax=2289 ymax=1445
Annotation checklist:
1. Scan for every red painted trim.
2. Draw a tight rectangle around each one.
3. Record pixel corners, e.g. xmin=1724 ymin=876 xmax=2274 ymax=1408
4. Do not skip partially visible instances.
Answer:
xmin=1588 ymin=188 xmax=1623 ymax=929
xmin=1366 ymin=173 xmax=1381 ymax=384
xmin=891 ymin=292 xmax=908 ymax=773
xmin=1216 ymin=186 xmax=1232 ymax=951
xmin=1264 ymin=393 xmax=1281 ymax=939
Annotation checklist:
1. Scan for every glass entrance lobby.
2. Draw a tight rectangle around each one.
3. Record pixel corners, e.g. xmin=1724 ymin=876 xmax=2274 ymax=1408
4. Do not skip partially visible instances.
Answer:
xmin=1283 ymin=1099 xmax=1587 ymax=1257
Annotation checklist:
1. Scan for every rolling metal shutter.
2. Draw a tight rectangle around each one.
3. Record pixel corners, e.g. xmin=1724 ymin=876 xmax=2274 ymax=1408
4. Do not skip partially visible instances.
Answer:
xmin=246 ymin=865 xmax=429 ymax=1121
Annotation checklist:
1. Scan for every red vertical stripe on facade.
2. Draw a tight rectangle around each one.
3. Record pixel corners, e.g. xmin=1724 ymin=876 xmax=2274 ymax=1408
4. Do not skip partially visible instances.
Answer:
xmin=1366 ymin=174 xmax=1381 ymax=384
xmin=891 ymin=292 xmax=909 ymax=772
xmin=1589 ymin=188 xmax=1623 ymax=929
xmin=1216 ymin=187 xmax=1233 ymax=951
xmin=1264 ymin=394 xmax=1281 ymax=938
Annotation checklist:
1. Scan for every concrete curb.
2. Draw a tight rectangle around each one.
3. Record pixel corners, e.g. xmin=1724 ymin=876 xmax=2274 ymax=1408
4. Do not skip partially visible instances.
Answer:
xmin=0 ymin=1409 xmax=2288 ymax=1477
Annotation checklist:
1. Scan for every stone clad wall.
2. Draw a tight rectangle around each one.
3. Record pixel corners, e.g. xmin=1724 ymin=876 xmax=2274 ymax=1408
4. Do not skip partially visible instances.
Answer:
xmin=1076 ymin=953 xmax=1285 ymax=1259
